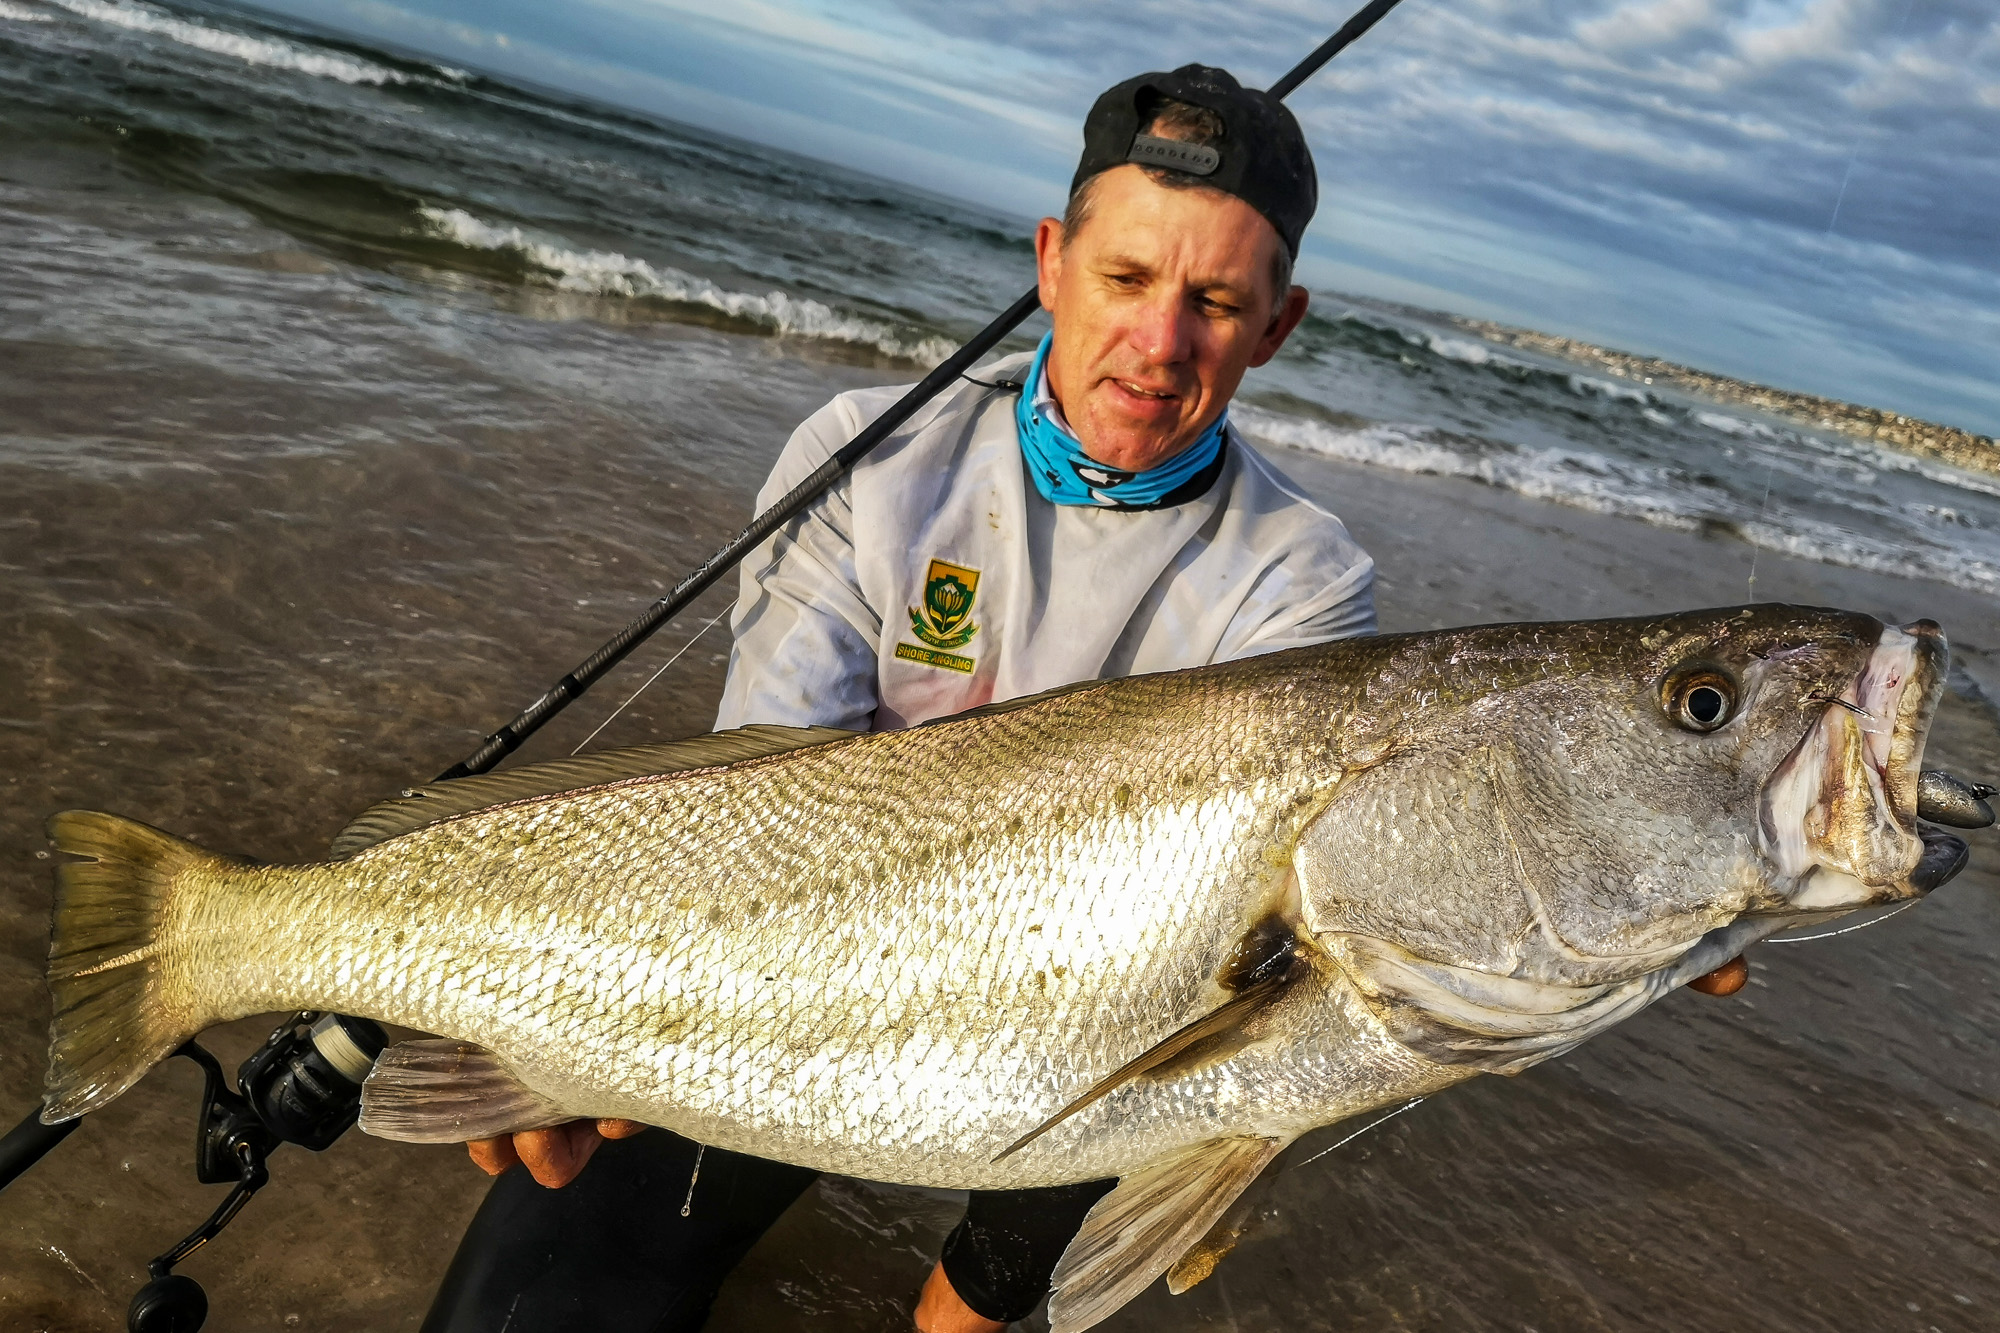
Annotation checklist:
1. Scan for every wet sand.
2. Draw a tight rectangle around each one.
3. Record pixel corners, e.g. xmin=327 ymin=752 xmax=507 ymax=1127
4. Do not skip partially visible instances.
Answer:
xmin=4 ymin=315 xmax=1998 ymax=1331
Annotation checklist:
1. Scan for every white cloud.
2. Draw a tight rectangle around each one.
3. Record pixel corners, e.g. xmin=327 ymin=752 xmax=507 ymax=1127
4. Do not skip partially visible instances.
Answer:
xmin=1453 ymin=93 xmax=1734 ymax=171
xmin=1575 ymin=0 xmax=1723 ymax=51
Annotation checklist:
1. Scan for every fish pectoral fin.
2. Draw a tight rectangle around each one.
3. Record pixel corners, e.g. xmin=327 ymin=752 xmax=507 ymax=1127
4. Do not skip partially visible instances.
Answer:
xmin=1048 ymin=1135 xmax=1288 ymax=1333
xmin=991 ymin=982 xmax=1281 ymax=1162
xmin=358 ymin=1039 xmax=576 ymax=1143
xmin=992 ymin=919 xmax=1308 ymax=1163
xmin=330 ymin=724 xmax=860 ymax=857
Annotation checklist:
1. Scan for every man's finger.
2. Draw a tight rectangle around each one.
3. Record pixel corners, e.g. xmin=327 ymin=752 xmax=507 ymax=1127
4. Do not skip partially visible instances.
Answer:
xmin=598 ymin=1118 xmax=647 ymax=1139
xmin=466 ymin=1135 xmax=519 ymax=1176
xmin=516 ymin=1121 xmax=606 ymax=1188
xmin=1687 ymin=955 xmax=1749 ymax=996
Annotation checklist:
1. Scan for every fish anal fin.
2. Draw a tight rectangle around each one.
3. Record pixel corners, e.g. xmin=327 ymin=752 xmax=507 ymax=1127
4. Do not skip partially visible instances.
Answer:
xmin=1164 ymin=1133 xmax=1303 ymax=1294
xmin=1162 ymin=1230 xmax=1234 ymax=1296
xmin=358 ymin=1039 xmax=576 ymax=1143
xmin=992 ymin=915 xmax=1309 ymax=1162
xmin=330 ymin=724 xmax=859 ymax=857
xmin=1049 ymin=1135 xmax=1287 ymax=1333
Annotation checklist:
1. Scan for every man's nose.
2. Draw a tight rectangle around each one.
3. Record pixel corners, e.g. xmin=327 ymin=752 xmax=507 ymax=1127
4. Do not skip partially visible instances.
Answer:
xmin=1125 ymin=289 xmax=1195 ymax=367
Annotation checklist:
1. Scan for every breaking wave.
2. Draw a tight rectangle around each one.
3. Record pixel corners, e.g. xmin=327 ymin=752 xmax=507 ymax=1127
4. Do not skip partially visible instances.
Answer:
xmin=1690 ymin=409 xmax=2000 ymax=499
xmin=1236 ymin=405 xmax=1709 ymax=527
xmin=1411 ymin=328 xmax=1668 ymax=408
xmin=0 ymin=1 xmax=54 ymax=20
xmin=418 ymin=207 xmax=953 ymax=366
xmin=1319 ymin=309 xmax=1674 ymax=413
xmin=1414 ymin=331 xmax=1535 ymax=373
xmin=1235 ymin=404 xmax=2000 ymax=595
xmin=45 ymin=0 xmax=431 ymax=85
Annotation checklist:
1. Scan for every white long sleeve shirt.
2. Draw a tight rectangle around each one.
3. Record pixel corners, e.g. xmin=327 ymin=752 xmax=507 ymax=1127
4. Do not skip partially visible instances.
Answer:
xmin=715 ymin=351 xmax=1375 ymax=733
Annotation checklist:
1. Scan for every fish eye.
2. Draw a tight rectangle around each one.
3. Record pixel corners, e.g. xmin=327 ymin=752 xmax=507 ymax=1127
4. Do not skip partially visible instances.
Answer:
xmin=1661 ymin=667 xmax=1738 ymax=733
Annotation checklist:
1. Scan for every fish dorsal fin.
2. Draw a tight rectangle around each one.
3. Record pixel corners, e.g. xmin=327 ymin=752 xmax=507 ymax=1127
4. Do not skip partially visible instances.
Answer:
xmin=927 ymin=677 xmax=1109 ymax=726
xmin=330 ymin=724 xmax=859 ymax=858
xmin=1048 ymin=1135 xmax=1288 ymax=1333
xmin=359 ymin=1039 xmax=578 ymax=1143
xmin=992 ymin=911 xmax=1309 ymax=1162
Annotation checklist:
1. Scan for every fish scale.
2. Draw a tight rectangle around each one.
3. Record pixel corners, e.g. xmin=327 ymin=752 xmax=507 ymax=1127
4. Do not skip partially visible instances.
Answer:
xmin=150 ymin=659 xmax=1343 ymax=1187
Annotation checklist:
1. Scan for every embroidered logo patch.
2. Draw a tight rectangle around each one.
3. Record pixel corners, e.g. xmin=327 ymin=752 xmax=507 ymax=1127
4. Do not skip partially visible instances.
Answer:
xmin=898 ymin=557 xmax=980 ymax=672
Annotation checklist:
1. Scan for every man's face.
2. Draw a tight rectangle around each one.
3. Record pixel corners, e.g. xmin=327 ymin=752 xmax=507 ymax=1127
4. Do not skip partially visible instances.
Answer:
xmin=1034 ymin=164 xmax=1310 ymax=474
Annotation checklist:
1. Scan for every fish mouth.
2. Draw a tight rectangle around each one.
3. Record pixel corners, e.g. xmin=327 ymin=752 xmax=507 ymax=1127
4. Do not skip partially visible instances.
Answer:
xmin=1912 ymin=825 xmax=1970 ymax=892
xmin=1760 ymin=619 xmax=1964 ymax=909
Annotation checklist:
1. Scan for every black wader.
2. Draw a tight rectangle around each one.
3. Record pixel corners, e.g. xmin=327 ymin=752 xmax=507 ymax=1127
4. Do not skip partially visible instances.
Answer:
xmin=423 ymin=1129 xmax=1112 ymax=1330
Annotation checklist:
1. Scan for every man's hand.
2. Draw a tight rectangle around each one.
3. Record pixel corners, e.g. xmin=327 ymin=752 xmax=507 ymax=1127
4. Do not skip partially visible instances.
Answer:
xmin=465 ymin=1118 xmax=647 ymax=1188
xmin=914 ymin=1260 xmax=1007 ymax=1333
xmin=1687 ymin=955 xmax=1749 ymax=996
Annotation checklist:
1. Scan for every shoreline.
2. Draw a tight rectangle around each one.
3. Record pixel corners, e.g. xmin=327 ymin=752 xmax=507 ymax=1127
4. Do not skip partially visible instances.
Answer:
xmin=1336 ymin=292 xmax=2000 ymax=479
xmin=1276 ymin=442 xmax=2000 ymax=671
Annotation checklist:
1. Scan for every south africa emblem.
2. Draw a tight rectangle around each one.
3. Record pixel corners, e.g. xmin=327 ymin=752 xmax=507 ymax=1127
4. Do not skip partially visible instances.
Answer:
xmin=895 ymin=558 xmax=980 ymax=673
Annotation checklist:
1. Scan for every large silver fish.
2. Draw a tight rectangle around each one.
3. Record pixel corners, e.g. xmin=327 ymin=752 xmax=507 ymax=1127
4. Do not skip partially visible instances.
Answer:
xmin=41 ymin=606 xmax=1973 ymax=1330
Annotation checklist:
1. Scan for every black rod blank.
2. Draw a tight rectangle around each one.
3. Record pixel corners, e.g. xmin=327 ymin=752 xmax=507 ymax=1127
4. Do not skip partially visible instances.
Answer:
xmin=434 ymin=286 xmax=1044 ymax=780
xmin=1268 ymin=0 xmax=1408 ymax=99
xmin=0 ymin=1112 xmax=78 ymax=1191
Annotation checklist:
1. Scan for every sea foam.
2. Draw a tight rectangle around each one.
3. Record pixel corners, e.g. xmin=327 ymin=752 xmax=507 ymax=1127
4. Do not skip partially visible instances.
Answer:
xmin=48 ymin=0 xmax=419 ymax=85
xmin=0 ymin=1 xmax=53 ymax=20
xmin=419 ymin=206 xmax=953 ymax=366
xmin=1415 ymin=332 xmax=1533 ymax=371
xmin=1235 ymin=404 xmax=2000 ymax=595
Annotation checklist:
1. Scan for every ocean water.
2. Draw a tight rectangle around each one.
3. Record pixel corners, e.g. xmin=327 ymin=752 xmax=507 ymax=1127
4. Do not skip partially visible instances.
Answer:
xmin=7 ymin=0 xmax=1998 ymax=599
xmin=3 ymin=2 xmax=1998 ymax=1331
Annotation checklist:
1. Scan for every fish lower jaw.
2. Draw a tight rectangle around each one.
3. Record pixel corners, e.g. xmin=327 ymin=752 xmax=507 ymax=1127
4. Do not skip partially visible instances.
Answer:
xmin=1759 ymin=622 xmax=1945 ymax=901
xmin=1786 ymin=866 xmax=1904 ymax=912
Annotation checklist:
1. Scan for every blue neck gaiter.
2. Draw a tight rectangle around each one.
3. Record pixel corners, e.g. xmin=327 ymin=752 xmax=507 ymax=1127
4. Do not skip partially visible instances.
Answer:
xmin=1015 ymin=333 xmax=1227 ymax=510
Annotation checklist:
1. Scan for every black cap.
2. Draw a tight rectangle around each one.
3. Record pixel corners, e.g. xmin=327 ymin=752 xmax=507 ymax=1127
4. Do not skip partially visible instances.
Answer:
xmin=1071 ymin=64 xmax=1316 ymax=258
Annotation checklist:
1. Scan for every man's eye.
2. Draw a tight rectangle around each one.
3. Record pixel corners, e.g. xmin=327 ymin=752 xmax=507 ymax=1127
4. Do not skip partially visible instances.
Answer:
xmin=1198 ymin=297 xmax=1240 ymax=316
xmin=1105 ymin=273 xmax=1142 ymax=288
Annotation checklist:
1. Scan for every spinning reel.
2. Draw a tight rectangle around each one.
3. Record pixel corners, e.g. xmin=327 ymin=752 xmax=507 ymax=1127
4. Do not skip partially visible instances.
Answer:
xmin=125 ymin=1013 xmax=385 ymax=1333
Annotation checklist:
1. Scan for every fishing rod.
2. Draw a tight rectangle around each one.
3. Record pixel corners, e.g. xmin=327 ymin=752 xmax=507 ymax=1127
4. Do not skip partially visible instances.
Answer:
xmin=431 ymin=0 xmax=1412 ymax=785
xmin=1 ymin=2 xmax=1414 ymax=1328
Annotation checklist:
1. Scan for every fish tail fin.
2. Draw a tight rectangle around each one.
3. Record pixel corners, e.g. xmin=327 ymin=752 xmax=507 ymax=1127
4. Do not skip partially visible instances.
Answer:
xmin=41 ymin=810 xmax=230 ymax=1123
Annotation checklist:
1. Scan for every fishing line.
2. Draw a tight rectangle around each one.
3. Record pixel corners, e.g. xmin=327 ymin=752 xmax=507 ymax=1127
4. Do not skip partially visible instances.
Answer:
xmin=1742 ymin=2 xmax=1922 ymax=597
xmin=680 ymin=1143 xmax=706 ymax=1217
xmin=1824 ymin=0 xmax=1920 ymax=239
xmin=569 ymin=603 xmax=735 ymax=755
xmin=1745 ymin=457 xmax=1776 ymax=601
xmin=565 ymin=525 xmax=815 ymax=756
xmin=1822 ymin=152 xmax=1861 ymax=239
xmin=1764 ymin=0 xmax=1921 ymax=600
xmin=1296 ymin=1097 xmax=1425 ymax=1170
xmin=1764 ymin=900 xmax=1918 ymax=944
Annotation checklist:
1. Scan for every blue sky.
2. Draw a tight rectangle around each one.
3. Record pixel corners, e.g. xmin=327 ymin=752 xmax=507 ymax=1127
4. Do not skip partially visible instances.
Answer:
xmin=238 ymin=0 xmax=2000 ymax=436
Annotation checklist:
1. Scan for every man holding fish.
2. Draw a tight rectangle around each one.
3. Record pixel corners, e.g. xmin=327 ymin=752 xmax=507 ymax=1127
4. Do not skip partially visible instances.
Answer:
xmin=410 ymin=59 xmax=1802 ymax=1333
xmin=44 ymin=63 xmax=1950 ymax=1333
xmin=432 ymin=64 xmax=1378 ymax=1333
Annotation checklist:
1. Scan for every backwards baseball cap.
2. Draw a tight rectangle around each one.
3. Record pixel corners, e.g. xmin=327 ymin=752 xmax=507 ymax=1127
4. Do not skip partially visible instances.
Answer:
xmin=1072 ymin=63 xmax=1317 ymax=258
